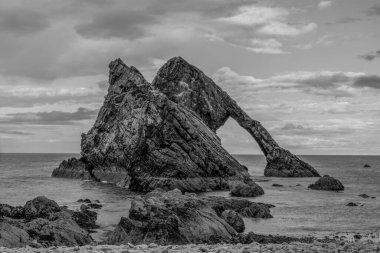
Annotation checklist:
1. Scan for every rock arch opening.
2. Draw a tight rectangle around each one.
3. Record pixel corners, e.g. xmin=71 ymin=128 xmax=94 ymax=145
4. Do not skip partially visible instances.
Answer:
xmin=216 ymin=117 xmax=262 ymax=155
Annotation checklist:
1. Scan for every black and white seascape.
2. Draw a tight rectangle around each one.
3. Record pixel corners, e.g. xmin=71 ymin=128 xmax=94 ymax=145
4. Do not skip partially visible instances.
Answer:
xmin=0 ymin=1 xmax=379 ymax=252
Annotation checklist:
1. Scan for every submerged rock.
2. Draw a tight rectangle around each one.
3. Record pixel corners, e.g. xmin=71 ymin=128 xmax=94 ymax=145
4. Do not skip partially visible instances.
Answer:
xmin=358 ymin=194 xmax=370 ymax=199
xmin=308 ymin=175 xmax=344 ymax=191
xmin=53 ymin=58 xmax=263 ymax=193
xmin=0 ymin=196 xmax=98 ymax=248
xmin=106 ymin=189 xmax=273 ymax=245
xmin=363 ymin=164 xmax=371 ymax=168
xmin=346 ymin=202 xmax=358 ymax=207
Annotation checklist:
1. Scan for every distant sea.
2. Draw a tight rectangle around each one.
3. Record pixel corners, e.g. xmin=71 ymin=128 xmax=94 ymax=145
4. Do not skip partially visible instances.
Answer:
xmin=0 ymin=153 xmax=379 ymax=241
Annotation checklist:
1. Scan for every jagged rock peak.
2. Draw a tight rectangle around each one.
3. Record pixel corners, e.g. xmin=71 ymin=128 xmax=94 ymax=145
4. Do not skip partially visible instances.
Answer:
xmin=108 ymin=58 xmax=147 ymax=90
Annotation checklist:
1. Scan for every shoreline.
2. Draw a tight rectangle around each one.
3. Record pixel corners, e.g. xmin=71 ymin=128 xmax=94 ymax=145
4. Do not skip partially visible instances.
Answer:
xmin=1 ymin=230 xmax=380 ymax=252
xmin=1 ymin=236 xmax=379 ymax=253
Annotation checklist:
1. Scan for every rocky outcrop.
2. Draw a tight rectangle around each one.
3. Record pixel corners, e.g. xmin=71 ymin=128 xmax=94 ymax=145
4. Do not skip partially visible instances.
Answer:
xmin=229 ymin=181 xmax=265 ymax=197
xmin=221 ymin=210 xmax=245 ymax=233
xmin=0 ymin=196 xmax=98 ymax=248
xmin=153 ymin=57 xmax=320 ymax=178
xmin=53 ymin=56 xmax=320 ymax=195
xmin=106 ymin=189 xmax=273 ymax=245
xmin=308 ymin=175 xmax=344 ymax=191
xmin=203 ymin=196 xmax=273 ymax=219
xmin=52 ymin=157 xmax=92 ymax=180
xmin=53 ymin=58 xmax=263 ymax=193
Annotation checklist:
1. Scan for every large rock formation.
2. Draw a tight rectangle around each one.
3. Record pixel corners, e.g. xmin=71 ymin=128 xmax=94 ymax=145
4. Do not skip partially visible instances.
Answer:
xmin=52 ymin=56 xmax=320 ymax=194
xmin=0 ymin=196 xmax=97 ymax=248
xmin=53 ymin=58 xmax=263 ymax=194
xmin=106 ymin=189 xmax=272 ymax=245
xmin=153 ymin=57 xmax=320 ymax=177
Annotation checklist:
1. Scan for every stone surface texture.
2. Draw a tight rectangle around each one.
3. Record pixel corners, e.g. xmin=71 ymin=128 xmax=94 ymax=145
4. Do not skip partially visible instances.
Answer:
xmin=52 ymin=56 xmax=320 ymax=195
xmin=0 ymin=197 xmax=98 ymax=248
xmin=308 ymin=175 xmax=344 ymax=191
xmin=106 ymin=189 xmax=273 ymax=245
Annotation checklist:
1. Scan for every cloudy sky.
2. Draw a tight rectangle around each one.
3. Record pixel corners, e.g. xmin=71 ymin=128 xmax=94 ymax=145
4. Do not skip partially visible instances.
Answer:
xmin=0 ymin=0 xmax=379 ymax=155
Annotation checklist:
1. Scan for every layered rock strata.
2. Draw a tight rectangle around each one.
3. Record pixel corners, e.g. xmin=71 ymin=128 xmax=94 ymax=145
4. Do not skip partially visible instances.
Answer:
xmin=53 ymin=56 xmax=320 ymax=195
xmin=153 ymin=57 xmax=320 ymax=177
xmin=53 ymin=58 xmax=263 ymax=193
xmin=106 ymin=189 xmax=272 ymax=245
xmin=0 ymin=196 xmax=98 ymax=248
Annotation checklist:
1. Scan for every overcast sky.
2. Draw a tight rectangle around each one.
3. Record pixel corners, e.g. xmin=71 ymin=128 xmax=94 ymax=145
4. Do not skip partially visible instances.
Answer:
xmin=0 ymin=0 xmax=379 ymax=155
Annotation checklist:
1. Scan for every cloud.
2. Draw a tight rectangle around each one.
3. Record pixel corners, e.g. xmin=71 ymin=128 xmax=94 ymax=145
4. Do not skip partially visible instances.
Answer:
xmin=353 ymin=75 xmax=380 ymax=89
xmin=0 ymin=7 xmax=49 ymax=35
xmin=214 ymin=67 xmax=380 ymax=97
xmin=219 ymin=5 xmax=317 ymax=37
xmin=367 ymin=4 xmax=380 ymax=16
xmin=295 ymin=35 xmax=334 ymax=49
xmin=318 ymin=1 xmax=333 ymax=9
xmin=0 ymin=129 xmax=33 ymax=136
xmin=0 ymin=107 xmax=98 ymax=125
xmin=228 ymin=38 xmax=287 ymax=54
xmin=257 ymin=22 xmax=317 ymax=36
xmin=75 ymin=10 xmax=156 ymax=40
xmin=281 ymin=123 xmax=307 ymax=130
xmin=358 ymin=50 xmax=380 ymax=61
xmin=214 ymin=67 xmax=261 ymax=86
xmin=0 ymin=81 xmax=106 ymax=108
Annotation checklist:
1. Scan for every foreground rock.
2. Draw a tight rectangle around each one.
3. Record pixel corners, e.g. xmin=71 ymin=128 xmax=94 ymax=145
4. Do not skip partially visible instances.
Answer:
xmin=153 ymin=57 xmax=320 ymax=178
xmin=106 ymin=189 xmax=273 ymax=245
xmin=0 ymin=196 xmax=98 ymax=248
xmin=308 ymin=175 xmax=344 ymax=191
xmin=53 ymin=58 xmax=263 ymax=193
xmin=2 ymin=237 xmax=379 ymax=253
xmin=221 ymin=210 xmax=245 ymax=233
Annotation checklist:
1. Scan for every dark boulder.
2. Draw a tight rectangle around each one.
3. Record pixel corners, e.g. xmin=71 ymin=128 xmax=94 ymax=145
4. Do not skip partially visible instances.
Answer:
xmin=0 ymin=222 xmax=31 ymax=248
xmin=230 ymin=181 xmax=264 ymax=197
xmin=363 ymin=164 xmax=371 ymax=168
xmin=308 ymin=175 xmax=344 ymax=191
xmin=272 ymin=184 xmax=284 ymax=187
xmin=87 ymin=203 xmax=102 ymax=209
xmin=205 ymin=196 xmax=273 ymax=219
xmin=106 ymin=189 xmax=237 ymax=245
xmin=346 ymin=202 xmax=358 ymax=207
xmin=52 ymin=157 xmax=92 ymax=180
xmin=106 ymin=189 xmax=274 ymax=245
xmin=221 ymin=210 xmax=245 ymax=233
xmin=78 ymin=198 xmax=92 ymax=204
xmin=23 ymin=196 xmax=61 ymax=220
xmin=358 ymin=194 xmax=370 ymax=199
xmin=0 ymin=196 xmax=97 ymax=248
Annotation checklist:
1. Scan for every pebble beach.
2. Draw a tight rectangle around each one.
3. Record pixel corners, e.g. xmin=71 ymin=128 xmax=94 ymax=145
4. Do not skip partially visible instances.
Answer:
xmin=1 ymin=240 xmax=380 ymax=253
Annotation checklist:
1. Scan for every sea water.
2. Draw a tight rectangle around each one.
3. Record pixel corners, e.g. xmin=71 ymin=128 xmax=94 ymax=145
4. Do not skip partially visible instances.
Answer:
xmin=0 ymin=153 xmax=379 ymax=240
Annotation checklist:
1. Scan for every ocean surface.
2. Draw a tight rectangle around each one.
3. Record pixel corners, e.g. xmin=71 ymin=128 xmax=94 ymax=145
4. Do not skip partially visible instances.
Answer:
xmin=0 ymin=153 xmax=379 ymax=241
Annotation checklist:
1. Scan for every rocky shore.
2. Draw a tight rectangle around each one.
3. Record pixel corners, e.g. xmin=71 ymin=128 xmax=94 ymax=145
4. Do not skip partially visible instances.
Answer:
xmin=1 ymin=240 xmax=379 ymax=253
